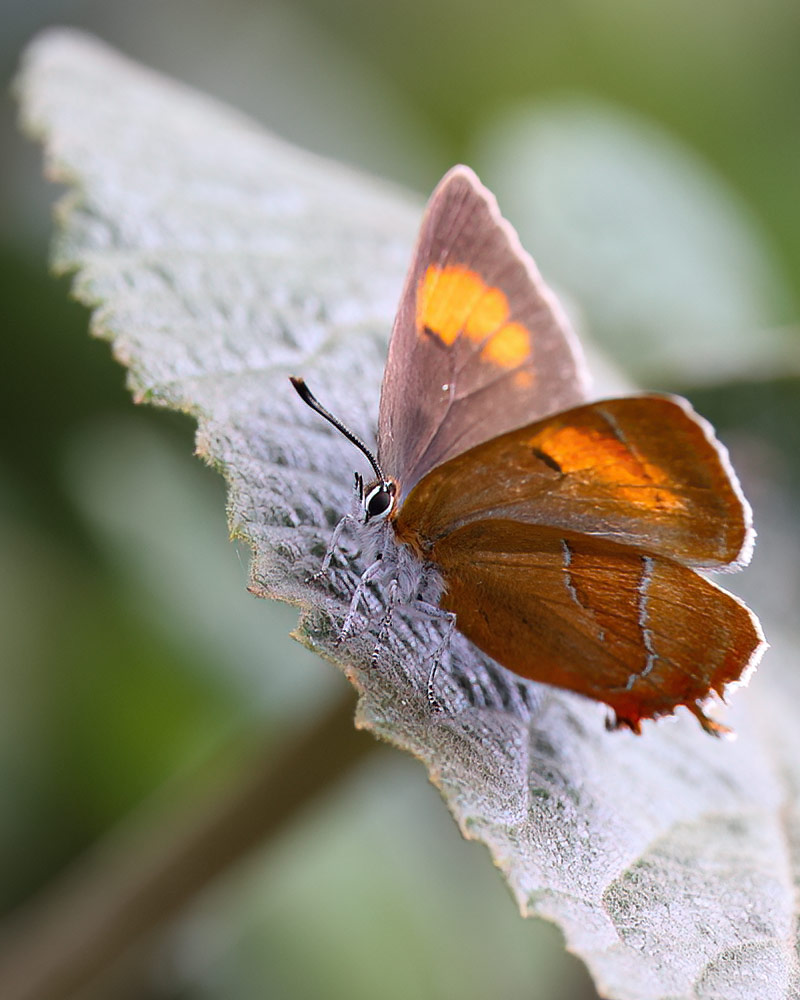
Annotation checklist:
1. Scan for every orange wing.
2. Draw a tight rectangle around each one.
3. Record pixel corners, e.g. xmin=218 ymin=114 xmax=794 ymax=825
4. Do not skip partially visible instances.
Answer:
xmin=431 ymin=521 xmax=765 ymax=732
xmin=394 ymin=394 xmax=752 ymax=571
xmin=377 ymin=165 xmax=589 ymax=497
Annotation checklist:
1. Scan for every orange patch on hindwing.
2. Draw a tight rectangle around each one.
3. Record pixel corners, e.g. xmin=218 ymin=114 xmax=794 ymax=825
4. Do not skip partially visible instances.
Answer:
xmin=530 ymin=424 xmax=684 ymax=510
xmin=417 ymin=265 xmax=531 ymax=370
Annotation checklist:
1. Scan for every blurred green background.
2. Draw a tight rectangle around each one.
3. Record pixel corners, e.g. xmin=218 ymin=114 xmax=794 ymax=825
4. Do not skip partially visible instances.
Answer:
xmin=2 ymin=2 xmax=798 ymax=998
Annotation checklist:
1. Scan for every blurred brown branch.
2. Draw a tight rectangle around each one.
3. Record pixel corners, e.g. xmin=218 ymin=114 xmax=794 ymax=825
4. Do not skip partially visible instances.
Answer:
xmin=0 ymin=692 xmax=375 ymax=1000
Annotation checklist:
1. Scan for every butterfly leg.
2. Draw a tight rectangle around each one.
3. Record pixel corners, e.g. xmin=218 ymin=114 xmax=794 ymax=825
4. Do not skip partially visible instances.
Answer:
xmin=370 ymin=577 xmax=401 ymax=667
xmin=411 ymin=600 xmax=457 ymax=712
xmin=311 ymin=474 xmax=366 ymax=581
xmin=309 ymin=513 xmax=355 ymax=582
xmin=339 ymin=557 xmax=385 ymax=642
xmin=365 ymin=588 xmax=456 ymax=711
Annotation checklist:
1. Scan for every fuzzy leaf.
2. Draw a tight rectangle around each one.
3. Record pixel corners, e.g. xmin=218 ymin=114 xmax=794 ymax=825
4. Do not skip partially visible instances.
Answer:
xmin=17 ymin=29 xmax=799 ymax=1000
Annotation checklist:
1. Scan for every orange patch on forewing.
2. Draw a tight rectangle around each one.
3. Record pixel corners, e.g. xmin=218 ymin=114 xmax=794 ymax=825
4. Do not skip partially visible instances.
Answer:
xmin=465 ymin=286 xmax=508 ymax=338
xmin=417 ymin=266 xmax=489 ymax=345
xmin=530 ymin=425 xmax=684 ymax=510
xmin=417 ymin=265 xmax=533 ymax=372
xmin=481 ymin=321 xmax=530 ymax=368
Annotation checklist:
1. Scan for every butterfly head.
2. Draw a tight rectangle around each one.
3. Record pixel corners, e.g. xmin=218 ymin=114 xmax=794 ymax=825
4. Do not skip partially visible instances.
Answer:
xmin=290 ymin=376 xmax=397 ymax=525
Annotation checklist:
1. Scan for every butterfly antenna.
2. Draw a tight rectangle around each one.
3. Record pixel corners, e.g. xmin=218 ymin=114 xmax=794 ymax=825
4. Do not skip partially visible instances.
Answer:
xmin=289 ymin=376 xmax=386 ymax=482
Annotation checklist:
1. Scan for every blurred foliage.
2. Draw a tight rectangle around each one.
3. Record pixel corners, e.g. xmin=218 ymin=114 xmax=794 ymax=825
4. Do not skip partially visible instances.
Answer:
xmin=299 ymin=0 xmax=800 ymax=314
xmin=473 ymin=98 xmax=794 ymax=385
xmin=1 ymin=0 xmax=798 ymax=997
xmin=0 ymin=252 xmax=241 ymax=905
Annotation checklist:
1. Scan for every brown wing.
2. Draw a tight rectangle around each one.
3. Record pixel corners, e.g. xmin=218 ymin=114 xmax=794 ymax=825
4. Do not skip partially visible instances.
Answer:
xmin=394 ymin=394 xmax=753 ymax=571
xmin=377 ymin=165 xmax=589 ymax=498
xmin=432 ymin=521 xmax=765 ymax=733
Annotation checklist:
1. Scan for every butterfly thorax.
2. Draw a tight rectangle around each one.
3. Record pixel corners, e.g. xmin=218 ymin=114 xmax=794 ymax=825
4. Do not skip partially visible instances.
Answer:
xmin=390 ymin=513 xmax=428 ymax=561
xmin=352 ymin=502 xmax=443 ymax=608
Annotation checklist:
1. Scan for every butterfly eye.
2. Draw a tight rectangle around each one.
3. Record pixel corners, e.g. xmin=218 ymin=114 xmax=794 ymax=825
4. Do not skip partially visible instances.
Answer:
xmin=364 ymin=482 xmax=394 ymax=521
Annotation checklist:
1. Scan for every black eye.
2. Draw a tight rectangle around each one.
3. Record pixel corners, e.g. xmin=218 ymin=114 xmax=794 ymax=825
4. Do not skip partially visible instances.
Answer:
xmin=366 ymin=488 xmax=392 ymax=518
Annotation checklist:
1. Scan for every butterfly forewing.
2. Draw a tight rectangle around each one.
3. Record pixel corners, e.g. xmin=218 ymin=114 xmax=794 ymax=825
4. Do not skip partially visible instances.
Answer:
xmin=394 ymin=394 xmax=752 ymax=571
xmin=377 ymin=165 xmax=589 ymax=497
xmin=432 ymin=521 xmax=765 ymax=731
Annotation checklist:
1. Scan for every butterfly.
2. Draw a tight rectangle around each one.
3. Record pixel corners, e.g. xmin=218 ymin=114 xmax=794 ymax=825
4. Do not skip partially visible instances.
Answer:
xmin=291 ymin=165 xmax=766 ymax=734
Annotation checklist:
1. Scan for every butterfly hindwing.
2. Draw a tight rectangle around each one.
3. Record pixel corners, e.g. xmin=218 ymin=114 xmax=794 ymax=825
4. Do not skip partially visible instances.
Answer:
xmin=394 ymin=394 xmax=753 ymax=571
xmin=431 ymin=521 xmax=764 ymax=731
xmin=377 ymin=165 xmax=589 ymax=497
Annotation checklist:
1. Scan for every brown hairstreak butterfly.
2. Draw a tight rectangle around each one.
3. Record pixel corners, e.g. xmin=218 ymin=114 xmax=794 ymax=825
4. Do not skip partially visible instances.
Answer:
xmin=291 ymin=165 xmax=765 ymax=735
